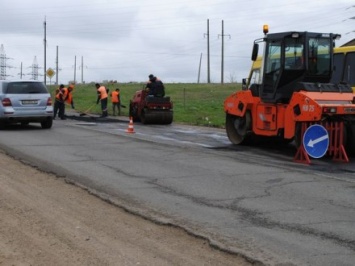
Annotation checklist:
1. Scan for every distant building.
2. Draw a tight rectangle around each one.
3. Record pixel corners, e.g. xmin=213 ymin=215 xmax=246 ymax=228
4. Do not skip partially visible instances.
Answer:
xmin=341 ymin=38 xmax=355 ymax=47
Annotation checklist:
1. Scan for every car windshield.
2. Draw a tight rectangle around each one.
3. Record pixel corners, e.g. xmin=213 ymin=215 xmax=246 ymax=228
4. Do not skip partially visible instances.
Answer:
xmin=4 ymin=82 xmax=48 ymax=94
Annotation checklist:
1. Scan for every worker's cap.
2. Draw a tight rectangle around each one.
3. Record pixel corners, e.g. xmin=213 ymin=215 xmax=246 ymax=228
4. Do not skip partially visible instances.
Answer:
xmin=149 ymin=74 xmax=154 ymax=79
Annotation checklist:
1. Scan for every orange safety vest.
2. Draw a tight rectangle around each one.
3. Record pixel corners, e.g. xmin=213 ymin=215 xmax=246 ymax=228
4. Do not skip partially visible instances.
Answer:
xmin=98 ymin=86 xmax=108 ymax=99
xmin=66 ymin=91 xmax=73 ymax=104
xmin=66 ymin=85 xmax=74 ymax=104
xmin=55 ymin=87 xmax=67 ymax=101
xmin=110 ymin=91 xmax=120 ymax=103
xmin=62 ymin=87 xmax=69 ymax=101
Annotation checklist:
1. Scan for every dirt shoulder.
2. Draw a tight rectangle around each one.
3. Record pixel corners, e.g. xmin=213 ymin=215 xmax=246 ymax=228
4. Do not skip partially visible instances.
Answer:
xmin=0 ymin=150 xmax=252 ymax=266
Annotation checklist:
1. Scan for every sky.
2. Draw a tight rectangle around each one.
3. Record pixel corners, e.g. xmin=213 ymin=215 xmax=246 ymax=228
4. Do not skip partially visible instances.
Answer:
xmin=0 ymin=0 xmax=355 ymax=85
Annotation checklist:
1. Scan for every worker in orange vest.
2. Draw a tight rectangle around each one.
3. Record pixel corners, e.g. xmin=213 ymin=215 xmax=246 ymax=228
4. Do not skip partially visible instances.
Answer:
xmin=95 ymin=83 xmax=108 ymax=117
xmin=61 ymin=86 xmax=69 ymax=119
xmin=110 ymin=88 xmax=120 ymax=116
xmin=66 ymin=84 xmax=75 ymax=109
xmin=53 ymin=84 xmax=68 ymax=120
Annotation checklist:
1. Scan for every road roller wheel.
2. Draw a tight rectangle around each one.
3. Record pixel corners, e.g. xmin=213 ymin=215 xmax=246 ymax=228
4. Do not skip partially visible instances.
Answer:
xmin=129 ymin=103 xmax=133 ymax=117
xmin=129 ymin=104 xmax=139 ymax=122
xmin=163 ymin=112 xmax=173 ymax=125
xmin=140 ymin=110 xmax=173 ymax=125
xmin=225 ymin=112 xmax=251 ymax=145
xmin=140 ymin=108 xmax=149 ymax=124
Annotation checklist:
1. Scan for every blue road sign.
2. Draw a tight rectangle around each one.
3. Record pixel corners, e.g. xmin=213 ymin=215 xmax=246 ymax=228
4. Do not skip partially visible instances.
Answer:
xmin=303 ymin=124 xmax=329 ymax=159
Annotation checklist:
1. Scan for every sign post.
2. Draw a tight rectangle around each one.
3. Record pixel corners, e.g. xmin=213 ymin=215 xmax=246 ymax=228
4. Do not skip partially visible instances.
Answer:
xmin=46 ymin=68 xmax=55 ymax=85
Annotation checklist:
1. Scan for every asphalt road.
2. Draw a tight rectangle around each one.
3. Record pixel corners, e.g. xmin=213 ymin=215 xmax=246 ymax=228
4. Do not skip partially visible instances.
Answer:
xmin=0 ymin=115 xmax=355 ymax=266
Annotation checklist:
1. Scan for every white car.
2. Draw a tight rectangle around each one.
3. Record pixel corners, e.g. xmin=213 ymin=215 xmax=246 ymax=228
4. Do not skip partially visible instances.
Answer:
xmin=0 ymin=80 xmax=53 ymax=129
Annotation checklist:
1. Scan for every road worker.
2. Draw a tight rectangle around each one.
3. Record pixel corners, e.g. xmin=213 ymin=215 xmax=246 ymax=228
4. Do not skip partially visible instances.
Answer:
xmin=110 ymin=88 xmax=121 ymax=116
xmin=53 ymin=84 xmax=68 ymax=120
xmin=66 ymin=84 xmax=75 ymax=109
xmin=95 ymin=83 xmax=108 ymax=117
xmin=145 ymin=74 xmax=165 ymax=97
xmin=61 ymin=86 xmax=69 ymax=119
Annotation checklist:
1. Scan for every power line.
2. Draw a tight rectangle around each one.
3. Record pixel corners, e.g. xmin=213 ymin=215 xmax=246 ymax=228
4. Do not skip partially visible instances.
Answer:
xmin=204 ymin=19 xmax=210 ymax=83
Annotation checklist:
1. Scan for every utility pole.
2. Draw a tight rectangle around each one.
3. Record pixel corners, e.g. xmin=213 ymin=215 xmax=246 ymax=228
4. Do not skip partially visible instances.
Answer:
xmin=218 ymin=20 xmax=231 ymax=84
xmin=73 ymin=55 xmax=77 ymax=84
xmin=204 ymin=19 xmax=210 ymax=83
xmin=221 ymin=20 xmax=224 ymax=84
xmin=197 ymin=52 xmax=202 ymax=83
xmin=44 ymin=18 xmax=47 ymax=85
xmin=79 ymin=56 xmax=86 ymax=84
xmin=56 ymin=46 xmax=59 ymax=85
xmin=81 ymin=56 xmax=84 ymax=83
xmin=19 ymin=62 xmax=24 ymax=79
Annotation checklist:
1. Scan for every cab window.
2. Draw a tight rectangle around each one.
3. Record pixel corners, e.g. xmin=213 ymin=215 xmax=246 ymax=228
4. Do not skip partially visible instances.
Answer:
xmin=308 ymin=38 xmax=331 ymax=75
xmin=285 ymin=38 xmax=304 ymax=69
xmin=343 ymin=52 xmax=355 ymax=87
xmin=331 ymin=53 xmax=345 ymax=84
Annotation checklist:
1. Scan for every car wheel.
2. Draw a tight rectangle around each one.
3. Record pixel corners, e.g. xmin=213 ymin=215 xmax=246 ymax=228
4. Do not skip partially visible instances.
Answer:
xmin=41 ymin=117 xmax=53 ymax=129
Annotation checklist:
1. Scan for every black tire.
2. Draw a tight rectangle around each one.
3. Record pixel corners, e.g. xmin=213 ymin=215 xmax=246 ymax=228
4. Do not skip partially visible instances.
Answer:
xmin=225 ymin=112 xmax=252 ymax=145
xmin=41 ymin=117 xmax=53 ymax=129
xmin=162 ymin=112 xmax=173 ymax=125
xmin=0 ymin=122 xmax=5 ymax=130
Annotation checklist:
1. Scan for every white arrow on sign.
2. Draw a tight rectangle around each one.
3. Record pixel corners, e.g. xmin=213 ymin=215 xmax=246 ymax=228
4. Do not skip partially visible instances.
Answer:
xmin=307 ymin=134 xmax=328 ymax=148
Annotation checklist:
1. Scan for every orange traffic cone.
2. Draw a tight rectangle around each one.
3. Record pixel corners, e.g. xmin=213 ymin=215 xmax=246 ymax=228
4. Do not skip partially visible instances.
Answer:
xmin=126 ymin=117 xmax=135 ymax=133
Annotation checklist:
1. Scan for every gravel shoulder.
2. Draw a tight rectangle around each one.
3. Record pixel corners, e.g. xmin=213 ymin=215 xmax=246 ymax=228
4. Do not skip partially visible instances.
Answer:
xmin=0 ymin=150 xmax=251 ymax=266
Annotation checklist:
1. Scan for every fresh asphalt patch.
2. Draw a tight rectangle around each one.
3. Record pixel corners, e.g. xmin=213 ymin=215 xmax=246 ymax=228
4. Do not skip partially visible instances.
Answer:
xmin=66 ymin=114 xmax=127 ymax=124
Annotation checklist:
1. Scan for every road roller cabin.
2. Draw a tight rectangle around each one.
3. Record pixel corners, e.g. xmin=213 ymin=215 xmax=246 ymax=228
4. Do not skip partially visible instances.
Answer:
xmin=245 ymin=46 xmax=355 ymax=93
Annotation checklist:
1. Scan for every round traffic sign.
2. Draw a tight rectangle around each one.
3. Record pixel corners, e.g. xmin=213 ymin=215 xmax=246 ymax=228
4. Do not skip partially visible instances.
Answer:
xmin=303 ymin=124 xmax=329 ymax=159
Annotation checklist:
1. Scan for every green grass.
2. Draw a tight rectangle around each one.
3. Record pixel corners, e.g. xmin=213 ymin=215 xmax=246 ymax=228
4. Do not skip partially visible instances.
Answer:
xmin=48 ymin=83 xmax=241 ymax=128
